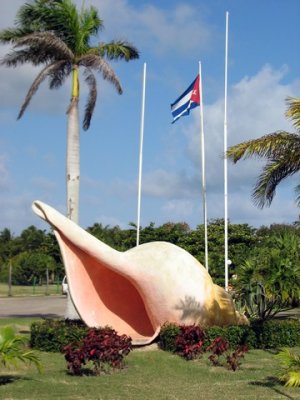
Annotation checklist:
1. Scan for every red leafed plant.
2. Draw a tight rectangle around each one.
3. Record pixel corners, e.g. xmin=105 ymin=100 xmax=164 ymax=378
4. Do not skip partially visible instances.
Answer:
xmin=175 ymin=325 xmax=206 ymax=360
xmin=63 ymin=327 xmax=132 ymax=375
xmin=207 ymin=337 xmax=248 ymax=371
xmin=206 ymin=336 xmax=229 ymax=366
xmin=226 ymin=345 xmax=249 ymax=371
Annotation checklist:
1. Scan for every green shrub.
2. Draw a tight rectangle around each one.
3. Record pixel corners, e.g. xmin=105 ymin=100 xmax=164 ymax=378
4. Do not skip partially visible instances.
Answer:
xmin=159 ymin=322 xmax=180 ymax=352
xmin=205 ymin=320 xmax=300 ymax=349
xmin=205 ymin=326 xmax=226 ymax=346
xmin=160 ymin=319 xmax=300 ymax=351
xmin=252 ymin=319 xmax=300 ymax=349
xmin=30 ymin=319 xmax=88 ymax=352
xmin=206 ymin=325 xmax=257 ymax=349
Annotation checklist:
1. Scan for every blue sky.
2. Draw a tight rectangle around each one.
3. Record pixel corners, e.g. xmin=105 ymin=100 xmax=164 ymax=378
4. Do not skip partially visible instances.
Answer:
xmin=0 ymin=0 xmax=299 ymax=234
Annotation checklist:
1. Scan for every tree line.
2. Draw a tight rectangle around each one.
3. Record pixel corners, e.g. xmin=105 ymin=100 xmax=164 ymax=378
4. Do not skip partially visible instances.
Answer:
xmin=1 ymin=219 xmax=299 ymax=288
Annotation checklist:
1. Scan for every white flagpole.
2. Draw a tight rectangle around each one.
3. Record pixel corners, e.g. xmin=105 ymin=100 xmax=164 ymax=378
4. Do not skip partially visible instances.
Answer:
xmin=136 ymin=62 xmax=147 ymax=246
xmin=224 ymin=12 xmax=229 ymax=290
xmin=199 ymin=62 xmax=209 ymax=270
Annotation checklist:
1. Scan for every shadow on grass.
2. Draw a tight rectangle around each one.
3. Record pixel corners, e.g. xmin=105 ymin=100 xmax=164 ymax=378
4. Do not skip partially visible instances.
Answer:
xmin=250 ymin=377 xmax=295 ymax=400
xmin=0 ymin=374 xmax=31 ymax=386
xmin=66 ymin=365 xmax=128 ymax=377
xmin=66 ymin=368 xmax=96 ymax=377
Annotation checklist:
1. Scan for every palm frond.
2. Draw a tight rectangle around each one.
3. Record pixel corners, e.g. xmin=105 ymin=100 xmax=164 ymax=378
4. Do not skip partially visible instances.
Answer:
xmin=282 ymin=371 xmax=300 ymax=387
xmin=0 ymin=326 xmax=41 ymax=372
xmin=18 ymin=60 xmax=68 ymax=119
xmin=0 ymin=0 xmax=57 ymax=43
xmin=227 ymin=131 xmax=300 ymax=163
xmin=1 ymin=46 xmax=67 ymax=67
xmin=98 ymin=41 xmax=139 ymax=61
xmin=83 ymin=70 xmax=97 ymax=130
xmin=79 ymin=54 xmax=122 ymax=94
xmin=1 ymin=48 xmax=45 ymax=67
xmin=55 ymin=0 xmax=81 ymax=51
xmin=48 ymin=61 xmax=72 ymax=89
xmin=0 ymin=28 xmax=34 ymax=44
xmin=276 ymin=348 xmax=300 ymax=387
xmin=285 ymin=97 xmax=300 ymax=131
xmin=14 ymin=32 xmax=74 ymax=61
xmin=252 ymin=151 xmax=300 ymax=208
xmin=39 ymin=0 xmax=101 ymax=55
xmin=8 ymin=0 xmax=100 ymax=55
xmin=78 ymin=6 xmax=103 ymax=49
xmin=15 ymin=0 xmax=62 ymax=31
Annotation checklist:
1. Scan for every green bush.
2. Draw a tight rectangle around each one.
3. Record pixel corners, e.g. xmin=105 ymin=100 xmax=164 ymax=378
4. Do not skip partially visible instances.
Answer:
xmin=30 ymin=319 xmax=88 ymax=352
xmin=159 ymin=319 xmax=300 ymax=351
xmin=159 ymin=322 xmax=180 ymax=352
xmin=206 ymin=325 xmax=257 ymax=349
xmin=31 ymin=318 xmax=300 ymax=354
xmin=252 ymin=319 xmax=300 ymax=349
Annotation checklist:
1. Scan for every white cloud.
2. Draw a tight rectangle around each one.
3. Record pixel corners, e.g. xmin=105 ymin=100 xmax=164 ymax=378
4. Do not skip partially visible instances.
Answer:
xmin=91 ymin=0 xmax=213 ymax=56
xmin=0 ymin=154 xmax=10 ymax=189
xmin=0 ymin=194 xmax=44 ymax=234
xmin=227 ymin=191 xmax=299 ymax=227
xmin=142 ymin=169 xmax=198 ymax=198
xmin=162 ymin=199 xmax=197 ymax=222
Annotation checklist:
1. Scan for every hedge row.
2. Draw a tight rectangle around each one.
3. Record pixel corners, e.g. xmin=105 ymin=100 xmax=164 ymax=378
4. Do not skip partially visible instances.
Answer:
xmin=30 ymin=319 xmax=88 ymax=352
xmin=30 ymin=318 xmax=300 ymax=352
xmin=160 ymin=319 xmax=300 ymax=351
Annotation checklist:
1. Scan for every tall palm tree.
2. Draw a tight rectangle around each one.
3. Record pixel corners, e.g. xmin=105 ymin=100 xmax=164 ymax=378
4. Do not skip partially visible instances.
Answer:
xmin=0 ymin=0 xmax=139 ymax=319
xmin=0 ymin=0 xmax=139 ymax=223
xmin=227 ymin=97 xmax=300 ymax=208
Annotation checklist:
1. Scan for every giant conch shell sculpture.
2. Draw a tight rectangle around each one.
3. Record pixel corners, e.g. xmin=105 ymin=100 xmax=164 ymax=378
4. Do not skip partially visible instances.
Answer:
xmin=32 ymin=201 xmax=247 ymax=345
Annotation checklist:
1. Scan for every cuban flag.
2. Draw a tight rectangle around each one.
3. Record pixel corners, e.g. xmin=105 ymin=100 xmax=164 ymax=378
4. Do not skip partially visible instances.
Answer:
xmin=171 ymin=75 xmax=200 ymax=123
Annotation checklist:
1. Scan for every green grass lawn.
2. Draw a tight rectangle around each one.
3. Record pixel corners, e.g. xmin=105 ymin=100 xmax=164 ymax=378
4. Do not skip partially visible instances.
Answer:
xmin=0 ymin=283 xmax=61 ymax=297
xmin=0 ymin=317 xmax=299 ymax=400
xmin=1 ymin=347 xmax=300 ymax=400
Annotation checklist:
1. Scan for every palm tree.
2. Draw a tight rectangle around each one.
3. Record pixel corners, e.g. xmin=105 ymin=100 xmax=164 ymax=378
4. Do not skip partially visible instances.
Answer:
xmin=0 ymin=326 xmax=41 ymax=372
xmin=227 ymin=97 xmax=300 ymax=208
xmin=0 ymin=0 xmax=139 ymax=223
xmin=0 ymin=0 xmax=139 ymax=319
xmin=277 ymin=348 xmax=300 ymax=387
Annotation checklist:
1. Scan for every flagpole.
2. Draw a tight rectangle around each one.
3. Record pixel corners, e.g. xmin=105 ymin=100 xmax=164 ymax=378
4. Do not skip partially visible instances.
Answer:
xmin=224 ymin=12 xmax=229 ymax=290
xmin=136 ymin=62 xmax=146 ymax=246
xmin=199 ymin=62 xmax=209 ymax=270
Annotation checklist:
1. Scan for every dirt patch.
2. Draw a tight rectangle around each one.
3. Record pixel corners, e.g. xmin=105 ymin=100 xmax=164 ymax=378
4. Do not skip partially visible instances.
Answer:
xmin=133 ymin=343 xmax=159 ymax=352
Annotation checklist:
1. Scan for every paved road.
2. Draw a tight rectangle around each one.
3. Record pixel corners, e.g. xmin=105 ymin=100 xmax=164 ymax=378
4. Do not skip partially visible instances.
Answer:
xmin=0 ymin=296 xmax=299 ymax=320
xmin=0 ymin=296 xmax=67 ymax=318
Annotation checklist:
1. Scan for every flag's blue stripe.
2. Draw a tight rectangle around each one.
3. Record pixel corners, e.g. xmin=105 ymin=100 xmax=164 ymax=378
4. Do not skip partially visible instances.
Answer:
xmin=172 ymin=100 xmax=191 ymax=120
xmin=170 ymin=76 xmax=199 ymax=123
xmin=172 ymin=100 xmax=198 ymax=123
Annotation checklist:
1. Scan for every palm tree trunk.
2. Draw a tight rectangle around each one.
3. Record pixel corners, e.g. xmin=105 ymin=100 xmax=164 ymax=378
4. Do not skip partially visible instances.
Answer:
xmin=65 ymin=66 xmax=80 ymax=319
xmin=66 ymin=100 xmax=80 ymax=221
